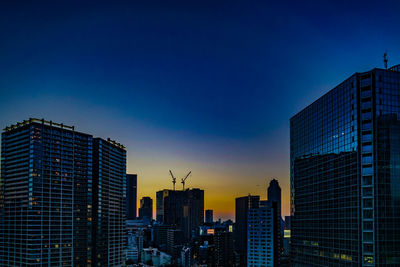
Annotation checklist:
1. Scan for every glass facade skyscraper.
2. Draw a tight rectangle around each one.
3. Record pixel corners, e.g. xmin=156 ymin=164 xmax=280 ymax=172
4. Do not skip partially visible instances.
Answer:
xmin=0 ymin=119 xmax=127 ymax=267
xmin=290 ymin=65 xmax=400 ymax=266
xmin=92 ymin=138 xmax=126 ymax=267
xmin=0 ymin=119 xmax=93 ymax=266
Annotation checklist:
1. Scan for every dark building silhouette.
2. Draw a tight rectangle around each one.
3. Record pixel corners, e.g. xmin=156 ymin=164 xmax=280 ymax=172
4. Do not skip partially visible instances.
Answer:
xmin=205 ymin=209 xmax=214 ymax=223
xmin=214 ymin=231 xmax=234 ymax=267
xmin=0 ymin=119 xmax=127 ymax=267
xmin=268 ymin=179 xmax=282 ymax=266
xmin=92 ymin=138 xmax=127 ymax=266
xmin=291 ymin=65 xmax=400 ymax=266
xmin=139 ymin=196 xmax=153 ymax=220
xmin=156 ymin=188 xmax=204 ymax=240
xmin=126 ymin=174 xmax=137 ymax=220
xmin=234 ymin=195 xmax=259 ymax=266
xmin=167 ymin=229 xmax=184 ymax=260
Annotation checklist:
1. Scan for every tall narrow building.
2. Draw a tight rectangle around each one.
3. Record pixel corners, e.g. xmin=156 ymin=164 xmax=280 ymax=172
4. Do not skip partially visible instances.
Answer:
xmin=234 ymin=195 xmax=260 ymax=267
xmin=291 ymin=65 xmax=400 ymax=266
xmin=126 ymin=174 xmax=137 ymax=220
xmin=0 ymin=119 xmax=93 ymax=266
xmin=267 ymin=179 xmax=282 ymax=266
xmin=92 ymin=138 xmax=126 ymax=267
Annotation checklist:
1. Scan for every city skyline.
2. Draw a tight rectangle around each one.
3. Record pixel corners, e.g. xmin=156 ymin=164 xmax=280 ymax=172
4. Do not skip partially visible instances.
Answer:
xmin=2 ymin=1 xmax=400 ymax=220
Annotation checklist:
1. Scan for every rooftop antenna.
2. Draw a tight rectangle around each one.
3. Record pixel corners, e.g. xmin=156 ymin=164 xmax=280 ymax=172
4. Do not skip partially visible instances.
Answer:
xmin=384 ymin=51 xmax=388 ymax=69
xmin=169 ymin=170 xmax=177 ymax=191
xmin=181 ymin=171 xmax=191 ymax=190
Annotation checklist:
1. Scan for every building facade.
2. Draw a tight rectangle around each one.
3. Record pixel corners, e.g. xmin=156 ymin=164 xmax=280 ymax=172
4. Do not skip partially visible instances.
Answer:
xmin=247 ymin=201 xmax=274 ymax=267
xmin=0 ymin=119 xmax=93 ymax=266
xmin=156 ymin=188 xmax=204 ymax=241
xmin=92 ymin=138 xmax=126 ymax=266
xmin=126 ymin=174 xmax=137 ymax=220
xmin=234 ymin=195 xmax=260 ymax=266
xmin=290 ymin=65 xmax=400 ymax=266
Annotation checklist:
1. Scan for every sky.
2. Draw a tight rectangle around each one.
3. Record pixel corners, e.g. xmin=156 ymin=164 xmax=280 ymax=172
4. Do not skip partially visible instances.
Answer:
xmin=1 ymin=0 xmax=400 ymax=220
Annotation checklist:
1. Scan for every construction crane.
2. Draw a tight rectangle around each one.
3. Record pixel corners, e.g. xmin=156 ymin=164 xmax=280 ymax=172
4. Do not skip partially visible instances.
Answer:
xmin=169 ymin=170 xmax=177 ymax=191
xmin=181 ymin=171 xmax=191 ymax=190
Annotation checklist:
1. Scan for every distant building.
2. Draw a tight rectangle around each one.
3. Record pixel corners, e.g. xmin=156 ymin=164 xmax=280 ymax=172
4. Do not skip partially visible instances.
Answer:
xmin=205 ymin=209 xmax=213 ymax=223
xmin=126 ymin=174 xmax=137 ymax=220
xmin=214 ymin=231 xmax=234 ymax=267
xmin=139 ymin=196 xmax=153 ymax=221
xmin=267 ymin=179 xmax=282 ymax=266
xmin=167 ymin=229 xmax=184 ymax=261
xmin=152 ymin=224 xmax=172 ymax=251
xmin=156 ymin=188 xmax=204 ymax=240
xmin=247 ymin=201 xmax=275 ymax=267
xmin=235 ymin=195 xmax=260 ymax=266
xmin=291 ymin=65 xmax=400 ymax=265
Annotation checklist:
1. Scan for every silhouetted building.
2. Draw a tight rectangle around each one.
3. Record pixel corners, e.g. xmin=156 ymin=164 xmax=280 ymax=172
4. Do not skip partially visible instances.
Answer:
xmin=0 ymin=119 xmax=93 ymax=266
xmin=205 ymin=209 xmax=214 ymax=223
xmin=291 ymin=65 xmax=400 ymax=266
xmin=268 ymin=179 xmax=282 ymax=266
xmin=235 ymin=195 xmax=260 ymax=266
xmin=126 ymin=174 xmax=137 ymax=220
xmin=181 ymin=246 xmax=191 ymax=267
xmin=92 ymin=138 xmax=126 ymax=266
xmin=156 ymin=188 xmax=204 ymax=240
xmin=139 ymin=196 xmax=153 ymax=221
xmin=153 ymin=224 xmax=172 ymax=251
xmin=214 ymin=231 xmax=234 ymax=267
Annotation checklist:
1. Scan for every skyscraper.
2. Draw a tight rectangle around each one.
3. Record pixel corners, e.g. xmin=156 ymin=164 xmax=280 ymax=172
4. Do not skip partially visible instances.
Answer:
xmin=139 ymin=196 xmax=153 ymax=220
xmin=0 ymin=119 xmax=93 ymax=266
xmin=267 ymin=179 xmax=282 ymax=266
xmin=126 ymin=174 xmax=137 ymax=220
xmin=156 ymin=188 xmax=204 ymax=241
xmin=291 ymin=65 xmax=400 ymax=266
xmin=92 ymin=138 xmax=126 ymax=267
xmin=234 ymin=195 xmax=260 ymax=266
xmin=247 ymin=201 xmax=275 ymax=267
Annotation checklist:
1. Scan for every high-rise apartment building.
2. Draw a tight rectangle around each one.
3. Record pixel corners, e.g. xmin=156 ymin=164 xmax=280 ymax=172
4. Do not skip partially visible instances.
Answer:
xmin=291 ymin=65 xmax=400 ymax=266
xmin=0 ymin=119 xmax=93 ymax=266
xmin=92 ymin=138 xmax=126 ymax=267
xmin=247 ymin=201 xmax=274 ymax=267
xmin=0 ymin=118 xmax=127 ymax=267
xmin=126 ymin=174 xmax=137 ymax=220
xmin=234 ymin=195 xmax=260 ymax=266
xmin=139 ymin=196 xmax=153 ymax=220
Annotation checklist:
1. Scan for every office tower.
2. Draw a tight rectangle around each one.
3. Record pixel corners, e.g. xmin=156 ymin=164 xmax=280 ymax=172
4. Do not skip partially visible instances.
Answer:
xmin=126 ymin=174 xmax=137 ymax=220
xmin=267 ymin=179 xmax=282 ymax=266
xmin=247 ymin=201 xmax=275 ymax=267
xmin=205 ymin=209 xmax=213 ymax=223
xmin=139 ymin=196 xmax=153 ymax=220
xmin=290 ymin=65 xmax=400 ymax=266
xmin=156 ymin=188 xmax=204 ymax=240
xmin=234 ymin=195 xmax=260 ymax=266
xmin=152 ymin=224 xmax=172 ymax=251
xmin=92 ymin=138 xmax=126 ymax=267
xmin=214 ymin=231 xmax=234 ymax=267
xmin=0 ymin=119 xmax=93 ymax=266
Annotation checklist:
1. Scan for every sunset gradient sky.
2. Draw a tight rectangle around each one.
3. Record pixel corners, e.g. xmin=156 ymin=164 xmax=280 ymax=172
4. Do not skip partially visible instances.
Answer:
xmin=1 ymin=0 xmax=400 ymax=220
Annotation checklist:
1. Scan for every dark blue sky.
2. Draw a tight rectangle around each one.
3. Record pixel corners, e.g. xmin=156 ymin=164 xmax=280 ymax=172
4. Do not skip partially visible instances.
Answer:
xmin=1 ymin=0 xmax=400 ymax=218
